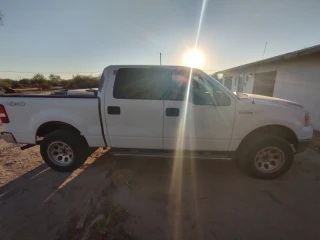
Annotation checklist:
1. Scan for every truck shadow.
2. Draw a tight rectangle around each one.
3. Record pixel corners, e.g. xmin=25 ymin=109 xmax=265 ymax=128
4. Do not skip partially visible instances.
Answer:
xmin=0 ymin=149 xmax=246 ymax=239
xmin=0 ymin=147 xmax=100 ymax=204
xmin=0 ymin=149 xmax=318 ymax=240
xmin=0 ymin=148 xmax=115 ymax=240
xmin=94 ymin=152 xmax=320 ymax=240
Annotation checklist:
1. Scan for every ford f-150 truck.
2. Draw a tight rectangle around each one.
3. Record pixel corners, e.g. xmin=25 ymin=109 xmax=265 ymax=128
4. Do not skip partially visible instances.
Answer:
xmin=0 ymin=65 xmax=313 ymax=179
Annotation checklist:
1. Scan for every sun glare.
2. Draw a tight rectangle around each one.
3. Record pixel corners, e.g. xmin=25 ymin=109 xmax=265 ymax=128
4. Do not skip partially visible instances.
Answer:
xmin=170 ymin=0 xmax=208 ymax=238
xmin=183 ymin=49 xmax=204 ymax=68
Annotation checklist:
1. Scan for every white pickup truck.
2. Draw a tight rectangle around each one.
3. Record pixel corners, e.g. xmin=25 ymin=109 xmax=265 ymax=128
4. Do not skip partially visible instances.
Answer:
xmin=0 ymin=65 xmax=313 ymax=179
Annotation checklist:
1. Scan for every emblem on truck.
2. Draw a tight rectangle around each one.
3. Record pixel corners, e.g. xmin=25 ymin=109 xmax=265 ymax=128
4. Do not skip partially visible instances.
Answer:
xmin=8 ymin=101 xmax=26 ymax=106
xmin=239 ymin=110 xmax=253 ymax=114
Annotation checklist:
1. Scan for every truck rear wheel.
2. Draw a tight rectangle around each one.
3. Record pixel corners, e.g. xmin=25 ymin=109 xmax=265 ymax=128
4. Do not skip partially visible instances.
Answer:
xmin=237 ymin=135 xmax=294 ymax=179
xmin=40 ymin=129 xmax=89 ymax=172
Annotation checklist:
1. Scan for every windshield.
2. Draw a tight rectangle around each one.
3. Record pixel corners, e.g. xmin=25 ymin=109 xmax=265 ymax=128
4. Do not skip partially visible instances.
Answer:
xmin=199 ymin=70 xmax=237 ymax=98
xmin=201 ymin=72 xmax=250 ymax=100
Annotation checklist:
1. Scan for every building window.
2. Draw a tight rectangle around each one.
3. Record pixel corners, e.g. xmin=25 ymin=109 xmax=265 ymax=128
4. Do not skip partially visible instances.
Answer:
xmin=224 ymin=76 xmax=232 ymax=90
xmin=237 ymin=75 xmax=244 ymax=92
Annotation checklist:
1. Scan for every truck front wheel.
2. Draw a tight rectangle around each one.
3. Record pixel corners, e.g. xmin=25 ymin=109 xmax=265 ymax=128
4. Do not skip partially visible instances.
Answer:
xmin=237 ymin=135 xmax=294 ymax=179
xmin=40 ymin=129 xmax=89 ymax=172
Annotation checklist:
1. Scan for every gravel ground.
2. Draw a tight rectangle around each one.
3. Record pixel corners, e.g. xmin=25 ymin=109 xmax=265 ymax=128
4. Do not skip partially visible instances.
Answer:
xmin=0 ymin=129 xmax=320 ymax=240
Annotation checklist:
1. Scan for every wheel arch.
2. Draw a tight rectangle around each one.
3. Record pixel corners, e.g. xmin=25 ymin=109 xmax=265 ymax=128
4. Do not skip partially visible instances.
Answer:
xmin=237 ymin=124 xmax=298 ymax=153
xmin=36 ymin=121 xmax=88 ymax=145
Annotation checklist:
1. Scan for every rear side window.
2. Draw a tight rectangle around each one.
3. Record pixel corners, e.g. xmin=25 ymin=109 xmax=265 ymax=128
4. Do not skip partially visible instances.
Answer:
xmin=113 ymin=68 xmax=171 ymax=100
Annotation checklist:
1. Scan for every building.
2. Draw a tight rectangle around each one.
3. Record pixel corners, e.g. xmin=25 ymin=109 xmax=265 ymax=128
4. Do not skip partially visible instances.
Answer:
xmin=215 ymin=44 xmax=320 ymax=130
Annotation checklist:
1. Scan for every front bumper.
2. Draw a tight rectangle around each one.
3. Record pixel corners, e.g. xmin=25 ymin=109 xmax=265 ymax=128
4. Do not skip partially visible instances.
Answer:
xmin=0 ymin=132 xmax=17 ymax=143
xmin=296 ymin=139 xmax=311 ymax=153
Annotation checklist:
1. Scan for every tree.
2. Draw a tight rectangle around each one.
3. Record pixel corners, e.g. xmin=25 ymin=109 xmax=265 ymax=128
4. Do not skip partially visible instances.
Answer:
xmin=0 ymin=80 xmax=12 ymax=89
xmin=40 ymin=82 xmax=51 ymax=90
xmin=66 ymin=75 xmax=99 ymax=89
xmin=32 ymin=73 xmax=46 ymax=81
xmin=48 ymin=74 xmax=61 ymax=86
xmin=49 ymin=74 xmax=61 ymax=81
xmin=31 ymin=74 xmax=46 ymax=88
xmin=11 ymin=81 xmax=23 ymax=89
xmin=59 ymin=80 xmax=69 ymax=88
xmin=66 ymin=81 xmax=77 ymax=89
xmin=19 ymin=79 xmax=31 ymax=88
xmin=0 ymin=74 xmax=101 ymax=90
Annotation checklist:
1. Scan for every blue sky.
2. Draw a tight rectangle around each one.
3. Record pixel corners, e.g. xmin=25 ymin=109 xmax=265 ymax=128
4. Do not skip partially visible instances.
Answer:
xmin=1 ymin=0 xmax=320 ymax=79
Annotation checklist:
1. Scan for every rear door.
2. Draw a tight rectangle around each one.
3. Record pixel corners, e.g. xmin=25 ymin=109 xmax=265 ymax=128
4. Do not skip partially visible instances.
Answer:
xmin=104 ymin=67 xmax=170 ymax=149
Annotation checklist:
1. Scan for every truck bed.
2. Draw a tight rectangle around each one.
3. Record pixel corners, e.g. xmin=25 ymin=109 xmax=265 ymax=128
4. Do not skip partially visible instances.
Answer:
xmin=0 ymin=94 xmax=104 ymax=147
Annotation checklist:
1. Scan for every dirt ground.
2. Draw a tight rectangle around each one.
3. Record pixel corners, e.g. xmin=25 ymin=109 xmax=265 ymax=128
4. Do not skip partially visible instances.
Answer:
xmin=1 ymin=127 xmax=320 ymax=240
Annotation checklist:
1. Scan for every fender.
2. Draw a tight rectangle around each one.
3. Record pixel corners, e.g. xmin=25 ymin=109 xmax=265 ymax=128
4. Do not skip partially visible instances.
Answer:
xmin=229 ymin=110 xmax=303 ymax=151
xmin=30 ymin=108 xmax=86 ymax=140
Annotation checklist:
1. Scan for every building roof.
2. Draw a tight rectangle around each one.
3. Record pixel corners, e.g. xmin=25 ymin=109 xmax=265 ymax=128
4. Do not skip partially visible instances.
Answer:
xmin=216 ymin=44 xmax=320 ymax=73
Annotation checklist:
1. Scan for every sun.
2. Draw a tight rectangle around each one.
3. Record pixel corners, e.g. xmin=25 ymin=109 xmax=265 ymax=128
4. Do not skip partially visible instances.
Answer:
xmin=183 ymin=49 xmax=204 ymax=68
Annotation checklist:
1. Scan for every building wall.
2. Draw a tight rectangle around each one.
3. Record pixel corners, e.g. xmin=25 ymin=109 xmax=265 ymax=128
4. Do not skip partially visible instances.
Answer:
xmin=221 ymin=52 xmax=320 ymax=130
xmin=222 ymin=73 xmax=255 ymax=93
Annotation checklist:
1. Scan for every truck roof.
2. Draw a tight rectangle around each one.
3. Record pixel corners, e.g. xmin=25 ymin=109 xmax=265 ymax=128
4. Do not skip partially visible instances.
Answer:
xmin=103 ymin=65 xmax=199 ymax=72
xmin=106 ymin=64 xmax=189 ymax=68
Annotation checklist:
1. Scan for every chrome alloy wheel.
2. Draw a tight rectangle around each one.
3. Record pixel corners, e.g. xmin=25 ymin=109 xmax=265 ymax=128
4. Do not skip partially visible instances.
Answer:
xmin=254 ymin=147 xmax=285 ymax=173
xmin=47 ymin=141 xmax=74 ymax=166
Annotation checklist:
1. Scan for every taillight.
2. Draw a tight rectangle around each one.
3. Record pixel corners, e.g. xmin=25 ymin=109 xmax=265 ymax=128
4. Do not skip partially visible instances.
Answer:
xmin=304 ymin=112 xmax=310 ymax=126
xmin=0 ymin=104 xmax=9 ymax=123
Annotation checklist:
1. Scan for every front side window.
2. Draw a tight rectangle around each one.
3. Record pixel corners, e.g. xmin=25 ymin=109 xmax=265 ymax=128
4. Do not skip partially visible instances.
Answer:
xmin=170 ymin=69 xmax=231 ymax=106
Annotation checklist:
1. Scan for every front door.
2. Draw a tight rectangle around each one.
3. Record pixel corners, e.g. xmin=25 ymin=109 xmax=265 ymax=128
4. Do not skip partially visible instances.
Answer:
xmin=163 ymin=69 xmax=236 ymax=151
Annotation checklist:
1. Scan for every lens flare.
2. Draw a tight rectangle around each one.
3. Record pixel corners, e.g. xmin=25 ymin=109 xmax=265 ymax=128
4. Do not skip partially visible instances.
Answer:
xmin=168 ymin=0 xmax=208 ymax=239
xmin=183 ymin=49 xmax=204 ymax=68
xmin=168 ymin=69 xmax=193 ymax=239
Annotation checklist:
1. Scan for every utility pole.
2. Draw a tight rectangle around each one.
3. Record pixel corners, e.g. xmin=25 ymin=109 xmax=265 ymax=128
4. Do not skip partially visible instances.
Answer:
xmin=262 ymin=42 xmax=268 ymax=61
xmin=160 ymin=52 xmax=162 ymax=65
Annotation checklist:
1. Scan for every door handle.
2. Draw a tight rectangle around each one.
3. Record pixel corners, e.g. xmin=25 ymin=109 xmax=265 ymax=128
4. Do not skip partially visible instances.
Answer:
xmin=166 ymin=108 xmax=179 ymax=117
xmin=107 ymin=106 xmax=121 ymax=115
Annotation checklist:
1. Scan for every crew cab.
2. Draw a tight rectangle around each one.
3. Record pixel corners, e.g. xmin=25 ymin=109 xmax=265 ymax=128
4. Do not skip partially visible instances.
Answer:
xmin=0 ymin=65 xmax=313 ymax=179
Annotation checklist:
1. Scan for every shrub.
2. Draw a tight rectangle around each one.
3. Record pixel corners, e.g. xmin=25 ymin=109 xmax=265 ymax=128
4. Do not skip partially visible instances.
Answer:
xmin=1 ymin=74 xmax=101 ymax=90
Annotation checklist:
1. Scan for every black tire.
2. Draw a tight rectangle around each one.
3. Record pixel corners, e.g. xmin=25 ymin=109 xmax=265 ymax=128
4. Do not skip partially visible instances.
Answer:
xmin=237 ymin=135 xmax=294 ymax=179
xmin=40 ymin=129 xmax=89 ymax=172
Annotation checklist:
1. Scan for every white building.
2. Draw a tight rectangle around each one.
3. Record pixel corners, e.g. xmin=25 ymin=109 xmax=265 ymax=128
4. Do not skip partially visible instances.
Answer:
xmin=215 ymin=44 xmax=320 ymax=130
